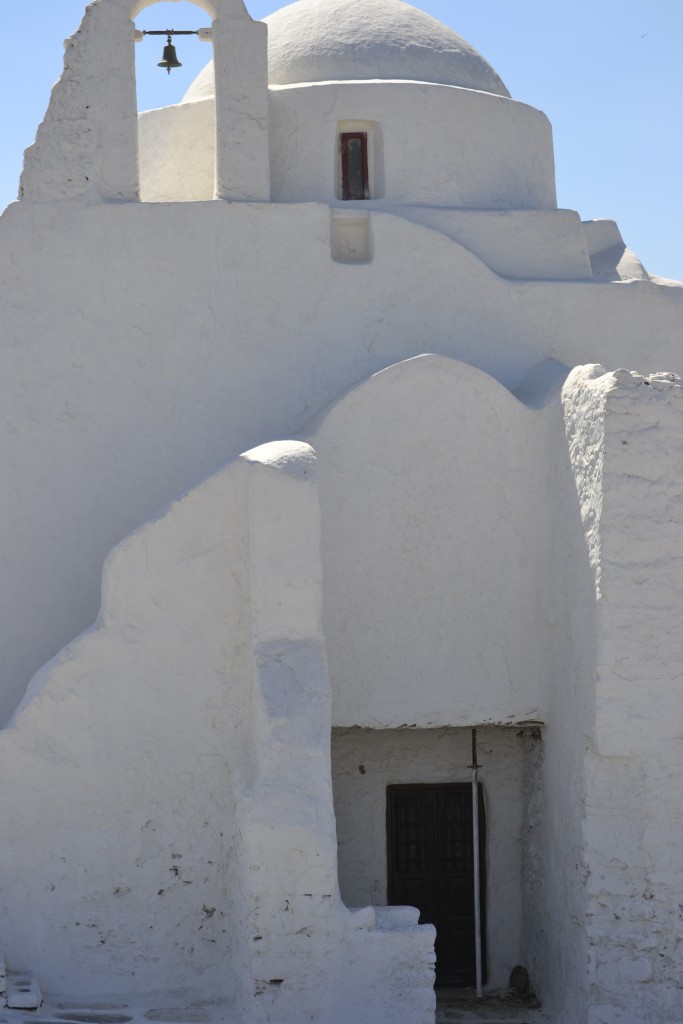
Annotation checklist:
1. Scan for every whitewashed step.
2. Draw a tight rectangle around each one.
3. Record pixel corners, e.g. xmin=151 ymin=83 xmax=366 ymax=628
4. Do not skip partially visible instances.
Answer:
xmin=6 ymin=972 xmax=42 ymax=1009
xmin=0 ymin=950 xmax=5 ymax=996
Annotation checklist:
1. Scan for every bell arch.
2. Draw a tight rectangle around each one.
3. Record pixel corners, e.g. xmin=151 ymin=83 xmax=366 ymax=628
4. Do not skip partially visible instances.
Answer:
xmin=131 ymin=0 xmax=219 ymax=16
xmin=20 ymin=0 xmax=269 ymax=203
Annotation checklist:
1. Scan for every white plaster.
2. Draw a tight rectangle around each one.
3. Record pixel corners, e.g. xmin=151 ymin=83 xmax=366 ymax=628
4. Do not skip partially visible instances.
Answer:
xmin=0 ymin=441 xmax=435 ymax=1021
xmin=20 ymin=0 xmax=269 ymax=203
xmin=5 ymin=974 xmax=41 ymax=1010
xmin=0 ymin=456 xmax=255 ymax=999
xmin=154 ymin=81 xmax=555 ymax=208
xmin=3 ymin=197 xmax=681 ymax=725
xmin=582 ymin=219 xmax=624 ymax=257
xmin=184 ymin=0 xmax=510 ymax=98
xmin=244 ymin=440 xmax=322 ymax=644
xmin=513 ymin=357 xmax=571 ymax=409
xmin=403 ymin=208 xmax=592 ymax=280
xmin=373 ymin=906 xmax=420 ymax=929
xmin=239 ymin=442 xmax=435 ymax=1023
xmin=306 ymin=354 xmax=553 ymax=729
xmin=270 ymin=81 xmax=555 ymax=209
xmin=557 ymin=365 xmax=683 ymax=1021
xmin=583 ymin=222 xmax=650 ymax=281
xmin=2 ymin=1 xmax=683 ymax=1020
xmin=138 ymin=101 xmax=216 ymax=203
xmin=508 ymin=367 xmax=603 ymax=1024
xmin=330 ymin=212 xmax=373 ymax=263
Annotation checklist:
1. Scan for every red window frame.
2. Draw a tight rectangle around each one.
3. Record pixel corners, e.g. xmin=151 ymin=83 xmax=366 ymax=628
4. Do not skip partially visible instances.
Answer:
xmin=340 ymin=132 xmax=370 ymax=201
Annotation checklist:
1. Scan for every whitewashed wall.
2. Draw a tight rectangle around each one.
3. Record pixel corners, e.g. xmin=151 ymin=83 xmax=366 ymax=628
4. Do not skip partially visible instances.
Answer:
xmin=307 ymin=355 xmax=554 ymax=728
xmin=0 ymin=439 xmax=436 ymax=1023
xmin=520 ymin=366 xmax=683 ymax=1024
xmin=139 ymin=100 xmax=216 ymax=203
xmin=401 ymin=208 xmax=592 ymax=280
xmin=517 ymin=380 xmax=598 ymax=1024
xmin=143 ymin=80 xmax=556 ymax=208
xmin=4 ymin=3 xmax=683 ymax=1018
xmin=0 ymin=453 xmax=254 ymax=999
xmin=332 ymin=726 xmax=527 ymax=990
xmin=1 ymin=197 xmax=682 ymax=724
xmin=268 ymin=81 xmax=555 ymax=208
xmin=20 ymin=0 xmax=269 ymax=204
xmin=559 ymin=366 xmax=683 ymax=1024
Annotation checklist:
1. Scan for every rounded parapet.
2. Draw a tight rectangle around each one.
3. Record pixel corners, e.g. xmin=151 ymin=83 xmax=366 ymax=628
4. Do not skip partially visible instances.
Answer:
xmin=185 ymin=0 xmax=510 ymax=101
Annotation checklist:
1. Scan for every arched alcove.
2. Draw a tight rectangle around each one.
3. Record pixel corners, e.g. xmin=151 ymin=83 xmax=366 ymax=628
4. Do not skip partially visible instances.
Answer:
xmin=20 ymin=0 xmax=269 ymax=203
xmin=135 ymin=2 xmax=215 ymax=202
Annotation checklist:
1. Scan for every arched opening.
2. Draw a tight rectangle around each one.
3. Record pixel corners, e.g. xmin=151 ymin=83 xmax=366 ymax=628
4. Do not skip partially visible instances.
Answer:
xmin=135 ymin=1 xmax=216 ymax=201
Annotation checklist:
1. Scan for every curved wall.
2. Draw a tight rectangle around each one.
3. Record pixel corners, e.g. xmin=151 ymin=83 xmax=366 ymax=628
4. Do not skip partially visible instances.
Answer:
xmin=307 ymin=355 xmax=552 ymax=728
xmin=269 ymin=82 xmax=556 ymax=208
xmin=261 ymin=0 xmax=510 ymax=95
xmin=139 ymin=100 xmax=216 ymax=203
xmin=138 ymin=82 xmax=556 ymax=208
xmin=0 ymin=199 xmax=681 ymax=722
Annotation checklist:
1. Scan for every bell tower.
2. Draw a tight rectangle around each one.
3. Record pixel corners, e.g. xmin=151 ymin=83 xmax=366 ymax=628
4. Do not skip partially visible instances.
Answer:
xmin=20 ymin=0 xmax=270 ymax=203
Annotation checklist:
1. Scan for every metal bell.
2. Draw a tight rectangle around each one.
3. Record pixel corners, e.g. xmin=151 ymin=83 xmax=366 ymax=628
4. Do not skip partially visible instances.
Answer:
xmin=158 ymin=36 xmax=182 ymax=74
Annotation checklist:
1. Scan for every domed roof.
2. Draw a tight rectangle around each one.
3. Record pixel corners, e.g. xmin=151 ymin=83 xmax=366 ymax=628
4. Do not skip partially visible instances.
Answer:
xmin=183 ymin=0 xmax=510 ymax=103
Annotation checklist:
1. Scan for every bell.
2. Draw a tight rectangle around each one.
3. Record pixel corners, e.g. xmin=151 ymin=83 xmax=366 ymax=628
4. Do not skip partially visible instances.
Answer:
xmin=158 ymin=36 xmax=182 ymax=74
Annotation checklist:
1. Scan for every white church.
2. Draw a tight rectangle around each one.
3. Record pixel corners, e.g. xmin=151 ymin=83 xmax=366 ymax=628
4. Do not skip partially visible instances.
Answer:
xmin=0 ymin=1 xmax=682 ymax=1022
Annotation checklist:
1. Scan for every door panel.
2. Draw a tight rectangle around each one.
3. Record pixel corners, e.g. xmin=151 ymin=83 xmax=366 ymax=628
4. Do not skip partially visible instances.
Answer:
xmin=387 ymin=784 xmax=486 ymax=987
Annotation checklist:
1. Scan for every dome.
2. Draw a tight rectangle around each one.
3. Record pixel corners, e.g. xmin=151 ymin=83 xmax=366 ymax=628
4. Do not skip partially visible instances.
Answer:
xmin=183 ymin=0 xmax=510 ymax=103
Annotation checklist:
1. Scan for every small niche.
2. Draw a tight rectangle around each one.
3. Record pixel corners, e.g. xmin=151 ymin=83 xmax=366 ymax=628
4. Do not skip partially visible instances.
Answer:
xmin=336 ymin=120 xmax=384 ymax=202
xmin=331 ymin=213 xmax=373 ymax=264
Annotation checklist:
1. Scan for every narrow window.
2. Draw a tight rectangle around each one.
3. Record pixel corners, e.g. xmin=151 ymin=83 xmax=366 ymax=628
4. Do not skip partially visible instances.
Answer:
xmin=340 ymin=132 xmax=370 ymax=200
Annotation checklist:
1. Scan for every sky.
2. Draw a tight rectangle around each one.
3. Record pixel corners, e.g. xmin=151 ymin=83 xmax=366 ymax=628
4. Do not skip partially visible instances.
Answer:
xmin=1 ymin=0 xmax=682 ymax=281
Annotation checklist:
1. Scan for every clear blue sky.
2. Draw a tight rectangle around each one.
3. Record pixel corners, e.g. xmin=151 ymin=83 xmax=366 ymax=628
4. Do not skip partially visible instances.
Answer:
xmin=1 ymin=0 xmax=682 ymax=280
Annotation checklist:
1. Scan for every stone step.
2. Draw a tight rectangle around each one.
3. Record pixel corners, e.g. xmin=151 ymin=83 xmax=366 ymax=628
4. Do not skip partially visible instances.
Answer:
xmin=6 ymin=971 xmax=42 ymax=1010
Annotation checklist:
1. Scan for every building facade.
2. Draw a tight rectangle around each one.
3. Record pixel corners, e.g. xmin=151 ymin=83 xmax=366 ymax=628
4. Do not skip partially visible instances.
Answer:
xmin=0 ymin=2 xmax=682 ymax=1022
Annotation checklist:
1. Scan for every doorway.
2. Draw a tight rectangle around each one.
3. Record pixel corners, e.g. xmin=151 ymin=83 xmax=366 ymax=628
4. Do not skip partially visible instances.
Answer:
xmin=387 ymin=783 xmax=487 ymax=987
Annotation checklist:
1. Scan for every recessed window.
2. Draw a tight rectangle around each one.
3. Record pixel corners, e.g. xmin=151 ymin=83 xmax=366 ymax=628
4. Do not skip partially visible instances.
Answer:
xmin=340 ymin=132 xmax=370 ymax=201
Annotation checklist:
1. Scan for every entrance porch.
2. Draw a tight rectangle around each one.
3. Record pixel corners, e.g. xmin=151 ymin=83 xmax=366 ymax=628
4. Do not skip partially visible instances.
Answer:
xmin=332 ymin=726 xmax=537 ymax=993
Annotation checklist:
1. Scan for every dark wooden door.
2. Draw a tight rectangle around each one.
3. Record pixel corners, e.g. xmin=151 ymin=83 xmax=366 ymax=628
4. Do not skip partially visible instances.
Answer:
xmin=387 ymin=784 xmax=486 ymax=987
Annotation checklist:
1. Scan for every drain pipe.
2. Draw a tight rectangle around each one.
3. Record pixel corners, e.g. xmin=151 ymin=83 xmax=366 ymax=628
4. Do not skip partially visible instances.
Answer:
xmin=471 ymin=728 xmax=483 ymax=999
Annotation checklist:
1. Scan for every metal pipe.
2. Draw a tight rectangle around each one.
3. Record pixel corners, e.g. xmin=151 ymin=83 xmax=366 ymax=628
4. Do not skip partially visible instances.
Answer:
xmin=142 ymin=29 xmax=201 ymax=36
xmin=471 ymin=728 xmax=483 ymax=999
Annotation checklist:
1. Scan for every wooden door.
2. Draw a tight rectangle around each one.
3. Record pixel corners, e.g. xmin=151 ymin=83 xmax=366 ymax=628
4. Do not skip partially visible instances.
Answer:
xmin=387 ymin=783 xmax=486 ymax=987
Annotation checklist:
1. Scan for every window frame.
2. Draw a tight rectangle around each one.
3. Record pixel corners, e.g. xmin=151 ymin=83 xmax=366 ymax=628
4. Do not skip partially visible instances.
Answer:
xmin=340 ymin=131 xmax=370 ymax=201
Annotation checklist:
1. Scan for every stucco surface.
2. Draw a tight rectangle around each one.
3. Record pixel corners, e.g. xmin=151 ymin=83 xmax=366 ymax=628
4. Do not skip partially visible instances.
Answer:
xmin=0 ymin=455 xmax=254 ymax=998
xmin=184 ymin=0 xmax=510 ymax=97
xmin=403 ymin=208 xmax=592 ymax=280
xmin=3 ymin=3 xmax=683 ymax=1016
xmin=20 ymin=0 xmax=269 ymax=203
xmin=0 ymin=199 xmax=682 ymax=722
xmin=307 ymin=355 xmax=551 ymax=728
xmin=497 ymin=374 xmax=597 ymax=1024
xmin=139 ymin=100 xmax=217 ymax=203
xmin=146 ymin=81 xmax=555 ymax=208
xmin=0 ymin=440 xmax=436 ymax=1021
xmin=554 ymin=366 xmax=683 ymax=1023
xmin=269 ymin=81 xmax=555 ymax=208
